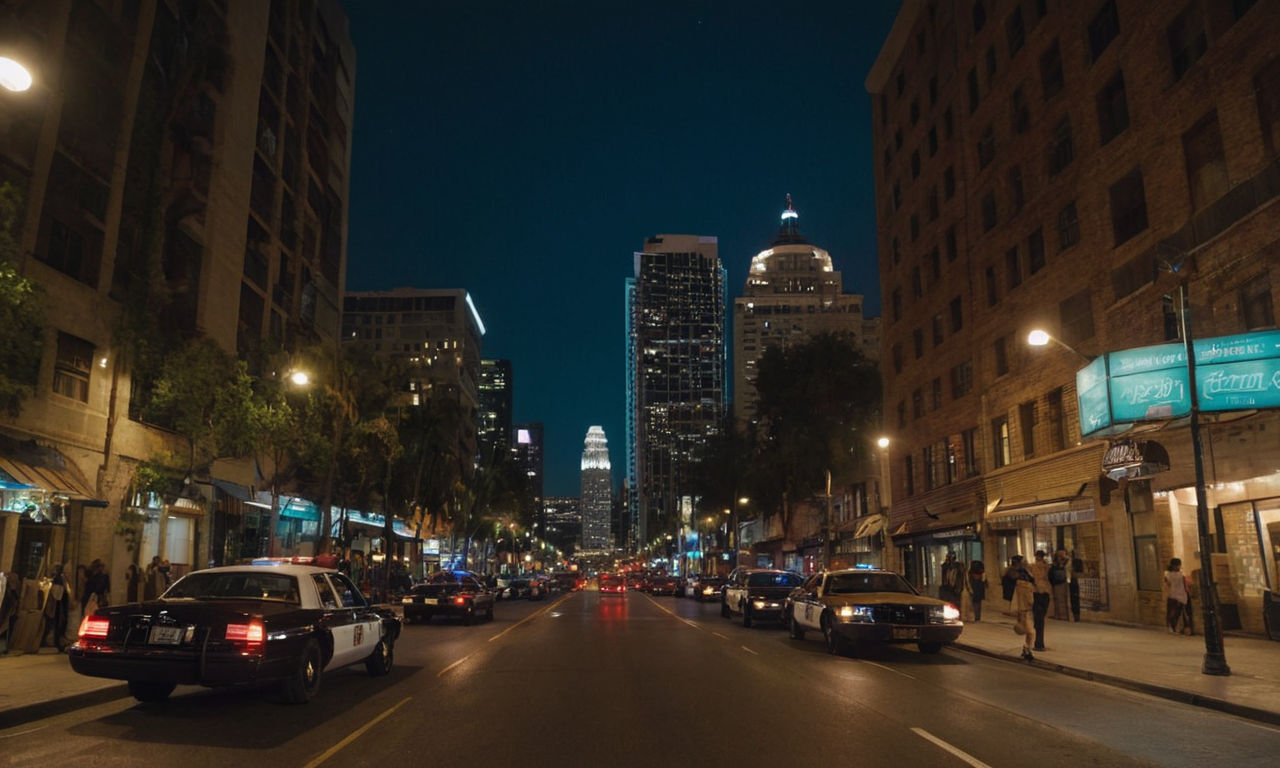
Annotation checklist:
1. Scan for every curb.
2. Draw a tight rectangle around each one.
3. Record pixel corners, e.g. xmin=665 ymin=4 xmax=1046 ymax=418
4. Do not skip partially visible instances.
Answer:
xmin=0 ymin=684 xmax=130 ymax=731
xmin=951 ymin=641 xmax=1280 ymax=728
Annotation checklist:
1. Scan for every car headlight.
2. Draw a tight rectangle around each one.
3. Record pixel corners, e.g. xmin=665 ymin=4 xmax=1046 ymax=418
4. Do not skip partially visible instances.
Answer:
xmin=401 ymin=597 xmax=414 ymax=604
xmin=929 ymin=604 xmax=962 ymax=622
xmin=837 ymin=605 xmax=875 ymax=623
xmin=702 ymin=586 xmax=715 ymax=595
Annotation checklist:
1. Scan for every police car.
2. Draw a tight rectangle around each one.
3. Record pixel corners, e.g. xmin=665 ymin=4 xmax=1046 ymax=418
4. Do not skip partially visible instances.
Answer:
xmin=69 ymin=557 xmax=401 ymax=704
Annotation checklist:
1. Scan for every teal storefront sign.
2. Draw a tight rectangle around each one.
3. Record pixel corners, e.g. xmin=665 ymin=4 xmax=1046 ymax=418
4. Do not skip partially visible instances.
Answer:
xmin=1196 ymin=330 xmax=1280 ymax=412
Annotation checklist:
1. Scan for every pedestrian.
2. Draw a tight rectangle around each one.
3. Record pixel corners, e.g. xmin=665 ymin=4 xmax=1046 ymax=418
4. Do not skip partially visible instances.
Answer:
xmin=144 ymin=556 xmax=164 ymax=600
xmin=124 ymin=563 xmax=143 ymax=603
xmin=967 ymin=560 xmax=987 ymax=622
xmin=1029 ymin=550 xmax=1052 ymax=652
xmin=83 ymin=559 xmax=111 ymax=615
xmin=41 ymin=563 xmax=70 ymax=652
xmin=0 ymin=571 xmax=18 ymax=653
xmin=1163 ymin=558 xmax=1189 ymax=634
xmin=73 ymin=564 xmax=89 ymax=609
xmin=1050 ymin=549 xmax=1071 ymax=620
xmin=1008 ymin=555 xmax=1036 ymax=660
xmin=1069 ymin=556 xmax=1083 ymax=621
xmin=939 ymin=551 xmax=961 ymax=605
xmin=159 ymin=558 xmax=172 ymax=588
xmin=1000 ymin=556 xmax=1020 ymax=608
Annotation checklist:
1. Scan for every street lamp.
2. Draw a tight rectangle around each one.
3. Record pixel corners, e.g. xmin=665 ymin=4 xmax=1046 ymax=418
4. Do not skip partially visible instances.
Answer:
xmin=0 ymin=56 xmax=33 ymax=92
xmin=1027 ymin=329 xmax=1094 ymax=364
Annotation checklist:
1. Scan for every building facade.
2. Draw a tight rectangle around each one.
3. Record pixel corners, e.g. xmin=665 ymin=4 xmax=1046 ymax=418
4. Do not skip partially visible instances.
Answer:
xmin=579 ymin=425 xmax=612 ymax=552
xmin=512 ymin=421 xmax=544 ymax=523
xmin=542 ymin=496 xmax=581 ymax=557
xmin=869 ymin=0 xmax=1280 ymax=634
xmin=477 ymin=358 xmax=512 ymax=464
xmin=628 ymin=234 xmax=726 ymax=554
xmin=0 ymin=0 xmax=354 ymax=597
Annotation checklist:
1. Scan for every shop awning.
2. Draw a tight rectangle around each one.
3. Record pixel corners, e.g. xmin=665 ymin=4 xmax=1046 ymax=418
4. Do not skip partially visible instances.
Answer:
xmin=851 ymin=514 xmax=886 ymax=539
xmin=212 ymin=479 xmax=252 ymax=501
xmin=890 ymin=509 xmax=977 ymax=538
xmin=0 ymin=456 xmax=107 ymax=506
xmin=985 ymin=483 xmax=1090 ymax=523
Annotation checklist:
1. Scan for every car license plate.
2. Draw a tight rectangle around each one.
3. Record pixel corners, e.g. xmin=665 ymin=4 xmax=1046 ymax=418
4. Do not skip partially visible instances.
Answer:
xmin=892 ymin=627 xmax=918 ymax=640
xmin=148 ymin=625 xmax=183 ymax=645
xmin=423 ymin=598 xmax=439 ymax=605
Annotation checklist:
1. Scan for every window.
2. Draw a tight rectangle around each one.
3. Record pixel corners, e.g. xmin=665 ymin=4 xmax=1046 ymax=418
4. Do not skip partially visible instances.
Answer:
xmin=883 ymin=147 xmax=891 ymax=174
xmin=928 ymin=187 xmax=939 ymax=221
xmin=892 ymin=343 xmax=903 ymax=374
xmin=892 ymin=237 xmax=901 ymax=265
xmin=1256 ymin=56 xmax=1280 ymax=157
xmin=1047 ymin=387 xmax=1066 ymax=451
xmin=912 ymin=150 xmax=921 ymax=179
xmin=53 ymin=332 xmax=94 ymax=403
xmin=987 ymin=47 xmax=998 ymax=79
xmin=1006 ymin=8 xmax=1025 ymax=55
xmin=973 ymin=1 xmax=987 ymax=32
xmin=994 ymin=335 xmax=1009 ymax=375
xmin=930 ymin=248 xmax=942 ymax=282
xmin=912 ymin=265 xmax=923 ymax=298
xmin=924 ymin=445 xmax=938 ymax=491
xmin=1109 ymin=168 xmax=1149 ymax=246
xmin=986 ymin=265 xmax=999 ymax=306
xmin=1040 ymin=41 xmax=1064 ymax=100
xmin=1009 ymin=165 xmax=1024 ymax=213
xmin=950 ymin=295 xmax=964 ymax=332
xmin=897 ymin=71 xmax=906 ymax=97
xmin=1183 ymin=111 xmax=1228 ymax=212
xmin=1058 ymin=201 xmax=1080 ymax=250
xmin=992 ymin=416 xmax=1011 ymax=468
xmin=982 ymin=191 xmax=997 ymax=232
xmin=962 ymin=427 xmax=980 ymax=477
xmin=911 ymin=214 xmax=920 ymax=241
xmin=932 ymin=377 xmax=943 ymax=409
xmin=1019 ymin=400 xmax=1037 ymax=459
xmin=895 ymin=128 xmax=903 ymax=150
xmin=1241 ymin=274 xmax=1275 ymax=329
xmin=904 ymin=455 xmax=915 ymax=496
xmin=944 ymin=166 xmax=956 ymax=200
xmin=1130 ymin=482 xmax=1160 ymax=591
xmin=929 ymin=126 xmax=938 ymax=157
xmin=929 ymin=76 xmax=938 ymax=106
xmin=932 ymin=314 xmax=944 ymax=346
xmin=951 ymin=360 xmax=974 ymax=398
xmin=918 ymin=30 xmax=927 ymax=54
xmin=1028 ymin=228 xmax=1045 ymax=274
xmin=913 ymin=328 xmax=925 ymax=358
xmin=1059 ymin=288 xmax=1095 ymax=346
xmin=1088 ymin=0 xmax=1120 ymax=61
xmin=1096 ymin=71 xmax=1130 ymax=145
xmin=892 ymin=288 xmax=902 ymax=321
xmin=911 ymin=99 xmax=920 ymax=126
xmin=944 ymin=107 xmax=954 ymax=139
xmin=1048 ymin=117 xmax=1074 ymax=176
xmin=898 ymin=400 xmax=907 ymax=429
xmin=1011 ymin=88 xmax=1030 ymax=134
xmin=968 ymin=68 xmax=981 ymax=114
xmin=1006 ymin=247 xmax=1022 ymax=289
xmin=1167 ymin=3 xmax=1208 ymax=82
xmin=978 ymin=125 xmax=996 ymax=169
xmin=913 ymin=388 xmax=925 ymax=419
xmin=880 ymin=93 xmax=888 ymax=126
xmin=893 ymin=183 xmax=901 ymax=210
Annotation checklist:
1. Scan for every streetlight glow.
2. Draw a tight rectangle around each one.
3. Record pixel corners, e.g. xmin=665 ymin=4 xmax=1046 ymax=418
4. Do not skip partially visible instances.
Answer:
xmin=1027 ymin=329 xmax=1051 ymax=347
xmin=288 ymin=370 xmax=310 ymax=387
xmin=0 ymin=56 xmax=33 ymax=92
xmin=876 ymin=436 xmax=890 ymax=449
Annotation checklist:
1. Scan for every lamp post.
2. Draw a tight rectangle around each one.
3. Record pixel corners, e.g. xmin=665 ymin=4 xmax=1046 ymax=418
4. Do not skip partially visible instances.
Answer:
xmin=0 ymin=56 xmax=34 ymax=92
xmin=1027 ymin=329 xmax=1094 ymax=364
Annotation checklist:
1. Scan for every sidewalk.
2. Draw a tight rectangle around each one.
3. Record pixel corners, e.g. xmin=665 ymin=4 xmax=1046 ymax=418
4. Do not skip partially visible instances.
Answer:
xmin=2 ymin=614 xmax=1278 ymax=729
xmin=952 ymin=612 xmax=1280 ymax=725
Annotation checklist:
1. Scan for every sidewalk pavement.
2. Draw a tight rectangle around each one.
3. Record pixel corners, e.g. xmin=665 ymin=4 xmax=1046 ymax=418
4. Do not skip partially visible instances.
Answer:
xmin=2 ymin=614 xmax=1277 ymax=729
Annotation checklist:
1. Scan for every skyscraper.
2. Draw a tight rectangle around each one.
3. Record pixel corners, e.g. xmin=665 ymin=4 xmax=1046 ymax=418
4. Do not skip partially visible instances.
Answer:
xmin=733 ymin=196 xmax=880 ymax=427
xmin=477 ymin=359 xmax=513 ymax=464
xmin=579 ymin=426 xmax=612 ymax=552
xmin=628 ymin=235 xmax=726 ymax=550
xmin=512 ymin=422 xmax=544 ymax=520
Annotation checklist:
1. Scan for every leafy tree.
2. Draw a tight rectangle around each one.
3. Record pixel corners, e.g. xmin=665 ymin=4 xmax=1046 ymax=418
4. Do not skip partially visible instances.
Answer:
xmin=0 ymin=182 xmax=45 ymax=417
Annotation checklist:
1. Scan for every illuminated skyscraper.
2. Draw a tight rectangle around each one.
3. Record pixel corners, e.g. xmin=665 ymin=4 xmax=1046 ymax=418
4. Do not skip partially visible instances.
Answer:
xmin=512 ymin=422 xmax=544 ymax=517
xmin=579 ymin=426 xmax=612 ymax=552
xmin=628 ymin=235 xmax=726 ymax=549
xmin=733 ymin=196 xmax=880 ymax=427
xmin=477 ymin=359 xmax=512 ymax=463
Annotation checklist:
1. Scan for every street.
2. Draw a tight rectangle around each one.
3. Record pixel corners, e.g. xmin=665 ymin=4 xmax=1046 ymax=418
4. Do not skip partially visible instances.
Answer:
xmin=2 ymin=590 xmax=1278 ymax=768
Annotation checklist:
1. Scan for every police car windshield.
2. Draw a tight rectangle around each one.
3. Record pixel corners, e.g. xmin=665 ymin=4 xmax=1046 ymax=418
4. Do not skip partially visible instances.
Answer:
xmin=164 ymin=572 xmax=301 ymax=604
xmin=826 ymin=572 xmax=915 ymax=595
xmin=747 ymin=572 xmax=802 ymax=588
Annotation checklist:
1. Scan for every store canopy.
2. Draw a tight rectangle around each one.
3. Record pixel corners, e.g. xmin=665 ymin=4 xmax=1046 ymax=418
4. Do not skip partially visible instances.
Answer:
xmin=0 ymin=456 xmax=107 ymax=506
xmin=985 ymin=483 xmax=1090 ymax=523
xmin=851 ymin=514 xmax=886 ymax=539
xmin=890 ymin=509 xmax=976 ymax=538
xmin=212 ymin=479 xmax=253 ymax=501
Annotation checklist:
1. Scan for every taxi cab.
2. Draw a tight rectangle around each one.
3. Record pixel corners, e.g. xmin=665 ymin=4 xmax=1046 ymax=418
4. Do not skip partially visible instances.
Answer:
xmin=69 ymin=558 xmax=401 ymax=704
xmin=784 ymin=568 xmax=963 ymax=656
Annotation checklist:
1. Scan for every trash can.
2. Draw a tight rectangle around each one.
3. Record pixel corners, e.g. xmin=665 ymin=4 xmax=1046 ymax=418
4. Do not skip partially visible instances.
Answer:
xmin=1265 ymin=590 xmax=1280 ymax=642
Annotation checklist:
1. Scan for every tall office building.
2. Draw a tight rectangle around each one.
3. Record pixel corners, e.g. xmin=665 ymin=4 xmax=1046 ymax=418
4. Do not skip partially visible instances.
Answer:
xmin=870 ymin=0 xmax=1280 ymax=632
xmin=579 ymin=426 xmax=612 ymax=552
xmin=477 ymin=358 xmax=513 ymax=464
xmin=628 ymin=235 xmax=726 ymax=550
xmin=512 ymin=422 xmax=544 ymax=520
xmin=542 ymin=496 xmax=581 ymax=556
xmin=623 ymin=277 xmax=639 ymax=551
xmin=733 ymin=196 xmax=880 ymax=427
xmin=0 ymin=0 xmax=354 ymax=580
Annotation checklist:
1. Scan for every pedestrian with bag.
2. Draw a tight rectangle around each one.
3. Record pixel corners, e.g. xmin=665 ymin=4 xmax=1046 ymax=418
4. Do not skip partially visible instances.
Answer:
xmin=1008 ymin=555 xmax=1036 ymax=660
xmin=938 ymin=551 xmax=961 ymax=605
xmin=42 ymin=563 xmax=70 ymax=651
xmin=967 ymin=560 xmax=987 ymax=622
xmin=1163 ymin=558 xmax=1190 ymax=634
xmin=1000 ymin=556 xmax=1020 ymax=610
xmin=1050 ymin=549 xmax=1071 ymax=620
xmin=1029 ymin=550 xmax=1052 ymax=652
xmin=83 ymin=559 xmax=110 ymax=616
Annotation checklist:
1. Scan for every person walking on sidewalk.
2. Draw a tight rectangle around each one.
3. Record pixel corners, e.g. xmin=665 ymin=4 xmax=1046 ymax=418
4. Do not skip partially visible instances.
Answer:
xmin=1008 ymin=555 xmax=1036 ymax=660
xmin=124 ymin=563 xmax=143 ymax=603
xmin=939 ymin=552 xmax=962 ymax=605
xmin=1050 ymin=549 xmax=1071 ymax=620
xmin=967 ymin=560 xmax=987 ymax=622
xmin=1029 ymin=550 xmax=1052 ymax=652
xmin=41 ymin=563 xmax=69 ymax=652
xmin=1069 ymin=556 xmax=1083 ymax=621
xmin=1164 ymin=558 xmax=1190 ymax=634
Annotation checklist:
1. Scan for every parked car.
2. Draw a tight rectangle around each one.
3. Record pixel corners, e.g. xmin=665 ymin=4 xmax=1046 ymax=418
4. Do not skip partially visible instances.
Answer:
xmin=648 ymin=575 xmax=680 ymax=596
xmin=687 ymin=575 xmax=726 ymax=602
xmin=784 ymin=568 xmax=964 ymax=655
xmin=721 ymin=568 xmax=804 ymax=627
xmin=598 ymin=573 xmax=626 ymax=595
xmin=402 ymin=570 xmax=495 ymax=625
xmin=551 ymin=572 xmax=584 ymax=592
xmin=69 ymin=560 xmax=400 ymax=704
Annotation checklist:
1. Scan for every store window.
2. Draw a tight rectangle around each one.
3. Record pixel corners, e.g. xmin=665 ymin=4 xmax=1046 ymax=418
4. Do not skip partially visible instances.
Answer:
xmin=1129 ymin=481 xmax=1160 ymax=591
xmin=53 ymin=332 xmax=94 ymax=403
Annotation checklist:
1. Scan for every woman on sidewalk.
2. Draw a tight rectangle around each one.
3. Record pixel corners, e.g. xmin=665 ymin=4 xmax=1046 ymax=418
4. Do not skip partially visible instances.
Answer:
xmin=1163 ymin=558 xmax=1189 ymax=634
xmin=1007 ymin=555 xmax=1037 ymax=660
xmin=968 ymin=560 xmax=987 ymax=622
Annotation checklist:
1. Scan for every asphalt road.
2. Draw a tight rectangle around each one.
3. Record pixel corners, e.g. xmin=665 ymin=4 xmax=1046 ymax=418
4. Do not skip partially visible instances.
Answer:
xmin=3 ymin=589 xmax=1278 ymax=767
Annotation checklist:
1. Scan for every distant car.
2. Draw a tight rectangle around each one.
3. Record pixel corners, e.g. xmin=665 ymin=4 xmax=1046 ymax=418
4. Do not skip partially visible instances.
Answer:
xmin=627 ymin=573 xmax=649 ymax=592
xmin=598 ymin=574 xmax=626 ymax=595
xmin=687 ymin=575 xmax=726 ymax=602
xmin=784 ymin=568 xmax=963 ymax=655
xmin=722 ymin=568 xmax=804 ymax=627
xmin=551 ymin=573 xmax=584 ymax=592
xmin=648 ymin=576 xmax=680 ymax=596
xmin=69 ymin=560 xmax=400 ymax=704
xmin=402 ymin=570 xmax=495 ymax=625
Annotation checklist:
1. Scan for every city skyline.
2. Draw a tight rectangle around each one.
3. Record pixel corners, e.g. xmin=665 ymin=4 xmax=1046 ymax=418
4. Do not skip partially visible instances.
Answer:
xmin=340 ymin=1 xmax=900 ymax=495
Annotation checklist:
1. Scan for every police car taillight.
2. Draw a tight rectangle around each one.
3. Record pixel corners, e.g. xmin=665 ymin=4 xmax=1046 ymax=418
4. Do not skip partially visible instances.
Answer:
xmin=78 ymin=615 xmax=110 ymax=639
xmin=225 ymin=621 xmax=265 ymax=645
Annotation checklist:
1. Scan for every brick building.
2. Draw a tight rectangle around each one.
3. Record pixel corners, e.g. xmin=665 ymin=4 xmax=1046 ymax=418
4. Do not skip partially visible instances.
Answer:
xmin=868 ymin=0 xmax=1279 ymax=632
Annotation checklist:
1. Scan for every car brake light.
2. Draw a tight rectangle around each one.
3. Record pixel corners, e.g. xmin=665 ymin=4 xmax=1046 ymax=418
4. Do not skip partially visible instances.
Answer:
xmin=225 ymin=621 xmax=265 ymax=645
xmin=454 ymin=596 xmax=467 ymax=605
xmin=78 ymin=615 xmax=110 ymax=639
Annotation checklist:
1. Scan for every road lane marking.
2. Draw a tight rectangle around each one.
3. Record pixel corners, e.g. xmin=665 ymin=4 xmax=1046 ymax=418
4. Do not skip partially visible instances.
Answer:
xmin=711 ymin=632 xmax=728 ymax=640
xmin=641 ymin=593 xmax=703 ymax=630
xmin=437 ymin=653 xmax=474 ymax=677
xmin=740 ymin=645 xmax=758 ymax=655
xmin=910 ymin=727 xmax=991 ymax=768
xmin=488 ymin=594 xmax=572 ymax=642
xmin=0 ymin=726 xmax=46 ymax=740
xmin=861 ymin=660 xmax=916 ymax=680
xmin=303 ymin=696 xmax=412 ymax=768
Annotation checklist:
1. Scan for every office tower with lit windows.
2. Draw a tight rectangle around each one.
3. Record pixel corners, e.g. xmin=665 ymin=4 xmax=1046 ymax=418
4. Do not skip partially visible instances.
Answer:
xmin=870 ymin=0 xmax=1280 ymax=631
xmin=579 ymin=426 xmax=612 ymax=552
xmin=512 ymin=422 xmax=545 ymax=519
xmin=478 ymin=358 xmax=513 ymax=464
xmin=733 ymin=196 xmax=880 ymax=428
xmin=627 ymin=235 xmax=726 ymax=549
xmin=542 ymin=496 xmax=581 ymax=556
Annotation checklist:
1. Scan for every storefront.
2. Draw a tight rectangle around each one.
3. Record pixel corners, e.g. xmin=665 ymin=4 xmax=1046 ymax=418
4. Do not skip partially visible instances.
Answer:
xmin=891 ymin=513 xmax=981 ymax=598
xmin=985 ymin=497 xmax=1110 ymax=613
xmin=831 ymin=513 xmax=886 ymax=570
xmin=0 ymin=452 xmax=106 ymax=579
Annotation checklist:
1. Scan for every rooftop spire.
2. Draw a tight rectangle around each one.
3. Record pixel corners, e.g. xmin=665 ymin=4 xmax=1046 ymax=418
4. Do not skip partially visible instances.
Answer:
xmin=774 ymin=193 xmax=806 ymax=244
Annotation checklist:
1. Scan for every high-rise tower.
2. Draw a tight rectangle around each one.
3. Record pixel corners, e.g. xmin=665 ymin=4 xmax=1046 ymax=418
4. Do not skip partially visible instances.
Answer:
xmin=477 ymin=359 xmax=513 ymax=463
xmin=579 ymin=426 xmax=612 ymax=552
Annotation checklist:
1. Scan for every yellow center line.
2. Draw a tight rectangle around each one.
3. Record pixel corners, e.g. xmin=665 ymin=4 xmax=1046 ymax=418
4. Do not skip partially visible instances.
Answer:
xmin=641 ymin=592 xmax=703 ymax=630
xmin=711 ymin=631 xmax=729 ymax=640
xmin=861 ymin=660 xmax=916 ymax=680
xmin=437 ymin=653 xmax=473 ymax=677
xmin=302 ymin=696 xmax=412 ymax=768
xmin=741 ymin=645 xmax=758 ymax=655
xmin=488 ymin=593 xmax=573 ymax=642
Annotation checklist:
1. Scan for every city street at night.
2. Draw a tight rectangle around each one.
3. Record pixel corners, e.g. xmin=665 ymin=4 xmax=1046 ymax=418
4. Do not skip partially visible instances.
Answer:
xmin=3 ymin=589 xmax=1278 ymax=768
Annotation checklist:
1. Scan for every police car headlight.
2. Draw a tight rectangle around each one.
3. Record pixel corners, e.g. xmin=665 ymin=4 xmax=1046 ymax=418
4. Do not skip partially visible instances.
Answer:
xmin=752 ymin=600 xmax=766 ymax=610
xmin=930 ymin=604 xmax=962 ymax=622
xmin=401 ymin=597 xmax=413 ymax=604
xmin=838 ymin=605 xmax=875 ymax=623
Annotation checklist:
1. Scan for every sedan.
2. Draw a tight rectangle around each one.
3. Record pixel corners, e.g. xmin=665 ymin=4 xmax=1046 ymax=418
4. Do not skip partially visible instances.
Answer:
xmin=402 ymin=570 xmax=495 ymax=625
xmin=687 ymin=575 xmax=726 ymax=602
xmin=722 ymin=568 xmax=804 ymax=627
xmin=69 ymin=560 xmax=400 ymax=704
xmin=785 ymin=568 xmax=963 ymax=655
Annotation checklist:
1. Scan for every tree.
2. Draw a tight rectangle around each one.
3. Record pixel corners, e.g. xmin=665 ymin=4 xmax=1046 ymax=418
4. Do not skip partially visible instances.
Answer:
xmin=0 ymin=182 xmax=45 ymax=417
xmin=688 ymin=416 xmax=757 ymax=562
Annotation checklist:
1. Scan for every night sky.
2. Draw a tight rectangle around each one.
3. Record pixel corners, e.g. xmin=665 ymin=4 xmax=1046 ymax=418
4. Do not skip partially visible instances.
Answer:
xmin=341 ymin=1 xmax=901 ymax=496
